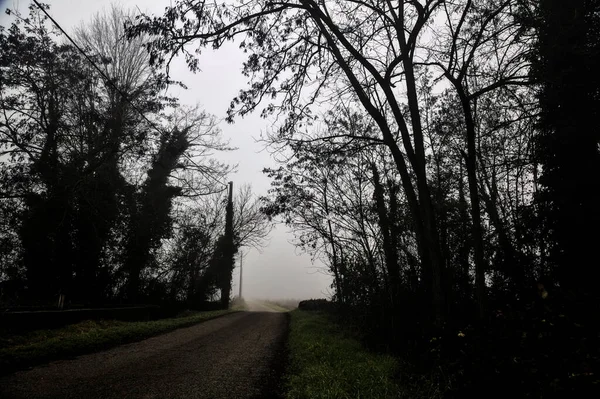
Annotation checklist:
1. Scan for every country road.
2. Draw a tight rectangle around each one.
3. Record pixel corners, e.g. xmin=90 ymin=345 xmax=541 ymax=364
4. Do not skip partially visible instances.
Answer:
xmin=245 ymin=300 xmax=283 ymax=312
xmin=0 ymin=312 xmax=288 ymax=399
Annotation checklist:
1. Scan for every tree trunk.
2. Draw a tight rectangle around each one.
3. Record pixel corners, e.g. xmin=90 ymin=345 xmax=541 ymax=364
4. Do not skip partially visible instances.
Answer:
xmin=323 ymin=179 xmax=344 ymax=304
xmin=459 ymin=92 xmax=487 ymax=322
xmin=371 ymin=163 xmax=400 ymax=306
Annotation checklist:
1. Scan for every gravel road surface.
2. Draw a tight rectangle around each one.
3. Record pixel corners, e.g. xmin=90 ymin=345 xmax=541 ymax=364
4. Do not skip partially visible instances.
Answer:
xmin=0 ymin=312 xmax=288 ymax=399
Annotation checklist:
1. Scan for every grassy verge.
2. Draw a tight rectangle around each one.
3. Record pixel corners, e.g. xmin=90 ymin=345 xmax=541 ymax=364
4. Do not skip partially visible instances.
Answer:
xmin=0 ymin=309 xmax=233 ymax=375
xmin=285 ymin=309 xmax=401 ymax=399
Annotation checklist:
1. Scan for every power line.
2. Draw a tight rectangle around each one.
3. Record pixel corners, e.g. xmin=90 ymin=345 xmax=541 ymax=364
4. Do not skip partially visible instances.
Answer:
xmin=30 ymin=0 xmax=229 ymax=190
xmin=31 ymin=0 xmax=166 ymax=141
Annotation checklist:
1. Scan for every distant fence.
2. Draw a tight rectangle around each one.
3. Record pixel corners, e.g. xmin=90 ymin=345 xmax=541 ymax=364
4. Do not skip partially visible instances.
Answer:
xmin=0 ymin=299 xmax=228 ymax=331
xmin=0 ymin=305 xmax=167 ymax=331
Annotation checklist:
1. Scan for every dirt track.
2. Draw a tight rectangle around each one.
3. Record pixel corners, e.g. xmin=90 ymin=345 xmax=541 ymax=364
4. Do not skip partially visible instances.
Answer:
xmin=0 ymin=312 xmax=288 ymax=399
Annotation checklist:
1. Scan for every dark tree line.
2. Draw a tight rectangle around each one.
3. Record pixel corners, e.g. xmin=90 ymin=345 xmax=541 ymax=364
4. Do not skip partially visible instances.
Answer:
xmin=532 ymin=0 xmax=600 ymax=298
xmin=0 ymin=4 xmax=271 ymax=309
xmin=127 ymin=0 xmax=599 ymax=395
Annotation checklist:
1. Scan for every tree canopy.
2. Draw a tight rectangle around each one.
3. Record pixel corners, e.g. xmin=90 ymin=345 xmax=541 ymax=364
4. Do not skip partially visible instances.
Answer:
xmin=0 ymin=3 xmax=270 ymax=309
xmin=125 ymin=0 xmax=599 ymax=395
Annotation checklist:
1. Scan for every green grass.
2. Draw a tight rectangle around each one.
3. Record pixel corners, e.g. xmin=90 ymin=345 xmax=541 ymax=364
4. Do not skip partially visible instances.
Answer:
xmin=285 ymin=310 xmax=402 ymax=399
xmin=0 ymin=309 xmax=233 ymax=375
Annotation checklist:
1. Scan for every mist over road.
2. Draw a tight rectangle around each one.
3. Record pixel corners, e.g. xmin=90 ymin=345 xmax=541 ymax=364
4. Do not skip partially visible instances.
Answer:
xmin=245 ymin=299 xmax=283 ymax=312
xmin=0 ymin=312 xmax=288 ymax=399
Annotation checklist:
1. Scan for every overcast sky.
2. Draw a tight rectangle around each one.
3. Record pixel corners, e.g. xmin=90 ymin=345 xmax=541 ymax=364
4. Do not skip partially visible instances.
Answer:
xmin=0 ymin=0 xmax=332 ymax=300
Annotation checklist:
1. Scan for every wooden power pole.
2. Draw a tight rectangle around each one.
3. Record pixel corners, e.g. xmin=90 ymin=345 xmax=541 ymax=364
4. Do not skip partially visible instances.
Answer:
xmin=238 ymin=252 xmax=243 ymax=300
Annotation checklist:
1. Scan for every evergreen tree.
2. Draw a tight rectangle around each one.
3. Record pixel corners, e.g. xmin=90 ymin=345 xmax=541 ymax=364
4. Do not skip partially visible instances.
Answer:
xmin=534 ymin=0 xmax=600 ymax=297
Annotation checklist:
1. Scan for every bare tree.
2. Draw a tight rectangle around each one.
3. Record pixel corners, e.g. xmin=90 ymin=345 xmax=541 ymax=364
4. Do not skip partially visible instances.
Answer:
xmin=426 ymin=0 xmax=532 ymax=318
xmin=165 ymin=106 xmax=235 ymax=197
xmin=75 ymin=5 xmax=152 ymax=98
xmin=233 ymin=184 xmax=273 ymax=250
xmin=128 ymin=0 xmax=450 ymax=325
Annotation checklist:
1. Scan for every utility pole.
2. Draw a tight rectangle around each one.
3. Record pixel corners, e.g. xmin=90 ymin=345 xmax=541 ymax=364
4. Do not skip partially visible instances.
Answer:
xmin=238 ymin=251 xmax=243 ymax=300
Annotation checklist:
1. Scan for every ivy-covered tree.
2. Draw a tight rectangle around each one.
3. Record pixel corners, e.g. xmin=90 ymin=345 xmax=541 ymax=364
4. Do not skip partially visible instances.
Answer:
xmin=0 ymin=4 xmax=234 ymax=306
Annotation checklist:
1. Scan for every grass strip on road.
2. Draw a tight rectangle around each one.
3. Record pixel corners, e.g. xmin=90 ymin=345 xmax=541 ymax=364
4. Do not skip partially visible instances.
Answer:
xmin=285 ymin=309 xmax=401 ymax=399
xmin=0 ymin=309 xmax=233 ymax=375
xmin=261 ymin=301 xmax=291 ymax=312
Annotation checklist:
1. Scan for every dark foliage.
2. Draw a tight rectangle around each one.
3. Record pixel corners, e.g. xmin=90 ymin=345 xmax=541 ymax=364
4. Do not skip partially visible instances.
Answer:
xmin=0 ymin=4 xmax=251 ymax=312
xmin=2 ymin=0 xmax=600 ymax=396
xmin=298 ymin=299 xmax=333 ymax=311
xmin=122 ymin=0 xmax=600 ymax=395
xmin=533 ymin=0 xmax=600 ymax=299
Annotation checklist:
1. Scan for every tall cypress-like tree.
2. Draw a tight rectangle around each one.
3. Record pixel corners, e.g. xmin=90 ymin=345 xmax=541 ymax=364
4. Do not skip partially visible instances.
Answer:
xmin=219 ymin=182 xmax=235 ymax=309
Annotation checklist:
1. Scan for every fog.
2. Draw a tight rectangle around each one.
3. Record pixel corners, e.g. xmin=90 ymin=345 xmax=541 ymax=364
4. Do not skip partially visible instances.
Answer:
xmin=0 ymin=0 xmax=332 ymax=300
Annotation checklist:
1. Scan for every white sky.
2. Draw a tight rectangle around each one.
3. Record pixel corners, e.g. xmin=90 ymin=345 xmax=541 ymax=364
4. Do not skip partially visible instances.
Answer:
xmin=0 ymin=0 xmax=332 ymax=300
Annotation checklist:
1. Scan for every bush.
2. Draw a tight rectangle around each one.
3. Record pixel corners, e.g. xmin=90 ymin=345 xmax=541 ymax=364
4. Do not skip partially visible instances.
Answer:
xmin=298 ymin=299 xmax=332 ymax=311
